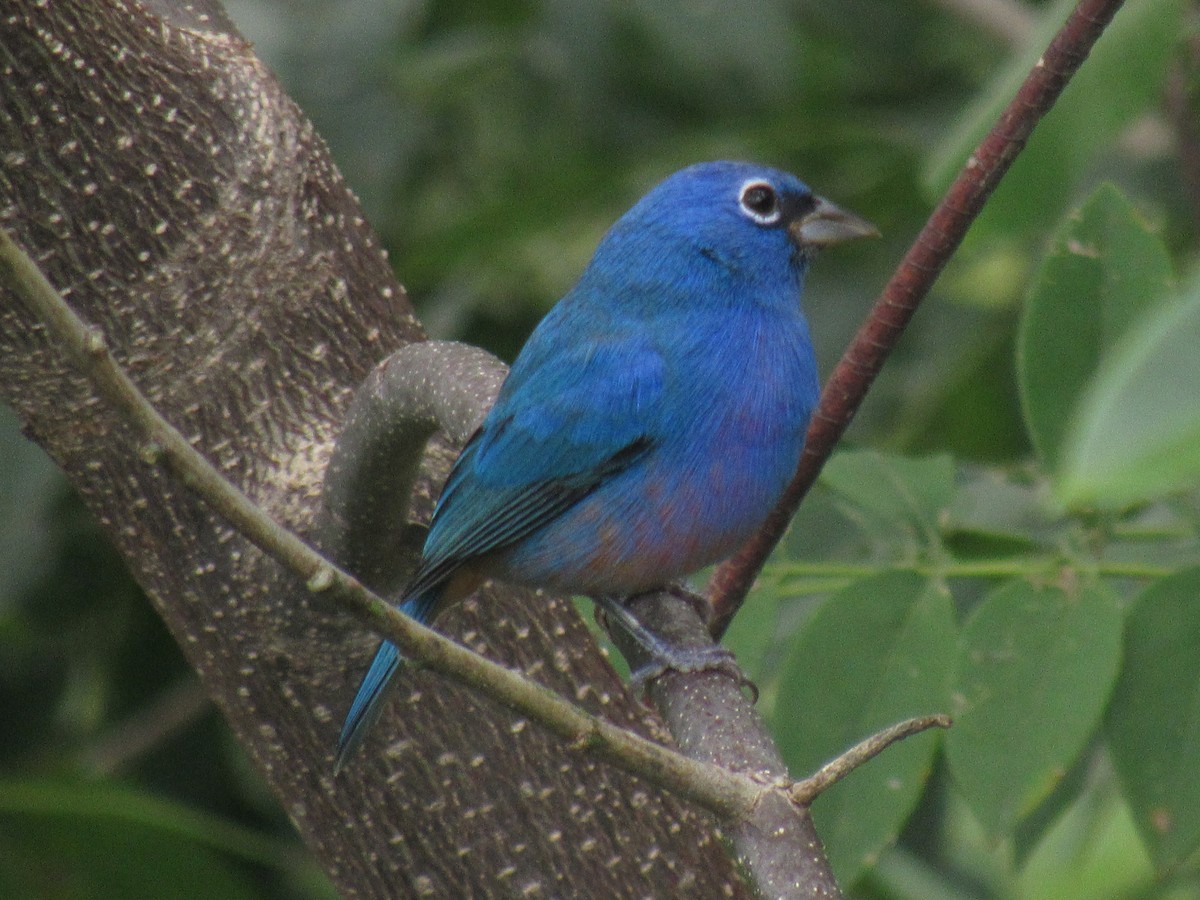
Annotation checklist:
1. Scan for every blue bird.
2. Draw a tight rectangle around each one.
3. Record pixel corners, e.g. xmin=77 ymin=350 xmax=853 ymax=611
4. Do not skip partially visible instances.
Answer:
xmin=336 ymin=161 xmax=876 ymax=770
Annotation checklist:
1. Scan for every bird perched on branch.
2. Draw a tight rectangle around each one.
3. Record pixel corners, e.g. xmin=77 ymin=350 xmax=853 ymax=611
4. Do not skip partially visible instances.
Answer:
xmin=336 ymin=161 xmax=876 ymax=770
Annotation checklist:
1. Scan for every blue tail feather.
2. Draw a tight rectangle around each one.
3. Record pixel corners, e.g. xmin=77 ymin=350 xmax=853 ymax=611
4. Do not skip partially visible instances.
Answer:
xmin=334 ymin=591 xmax=439 ymax=773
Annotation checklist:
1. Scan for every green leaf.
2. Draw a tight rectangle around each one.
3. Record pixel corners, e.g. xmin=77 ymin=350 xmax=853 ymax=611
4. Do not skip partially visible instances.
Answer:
xmin=1057 ymin=275 xmax=1200 ymax=508
xmin=923 ymin=0 xmax=1068 ymax=199
xmin=1017 ymin=789 xmax=1156 ymax=900
xmin=946 ymin=579 xmax=1123 ymax=837
xmin=924 ymin=0 xmax=1184 ymax=243
xmin=0 ymin=777 xmax=304 ymax=883
xmin=1106 ymin=568 xmax=1200 ymax=873
xmin=945 ymin=464 xmax=1045 ymax=548
xmin=0 ymin=818 xmax=258 ymax=900
xmin=0 ymin=779 xmax=269 ymax=900
xmin=775 ymin=572 xmax=955 ymax=884
xmin=820 ymin=450 xmax=955 ymax=539
xmin=1018 ymin=184 xmax=1174 ymax=470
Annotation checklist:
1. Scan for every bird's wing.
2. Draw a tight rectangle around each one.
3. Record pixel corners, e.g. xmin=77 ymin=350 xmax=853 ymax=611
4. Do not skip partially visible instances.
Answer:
xmin=402 ymin=334 xmax=666 ymax=601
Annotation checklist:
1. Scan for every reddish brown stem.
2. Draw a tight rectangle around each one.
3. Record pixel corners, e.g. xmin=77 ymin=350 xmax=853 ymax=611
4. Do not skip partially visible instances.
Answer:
xmin=708 ymin=0 xmax=1128 ymax=637
xmin=1166 ymin=28 xmax=1200 ymax=232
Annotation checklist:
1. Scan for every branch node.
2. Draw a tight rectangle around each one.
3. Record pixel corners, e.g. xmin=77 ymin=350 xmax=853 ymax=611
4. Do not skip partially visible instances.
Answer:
xmin=138 ymin=440 xmax=164 ymax=465
xmin=83 ymin=326 xmax=108 ymax=356
xmin=567 ymin=722 xmax=604 ymax=752
xmin=306 ymin=564 xmax=336 ymax=593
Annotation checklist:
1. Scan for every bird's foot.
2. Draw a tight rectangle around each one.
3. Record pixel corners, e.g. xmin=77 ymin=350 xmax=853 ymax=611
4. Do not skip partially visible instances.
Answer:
xmin=592 ymin=592 xmax=758 ymax=702
xmin=628 ymin=644 xmax=758 ymax=702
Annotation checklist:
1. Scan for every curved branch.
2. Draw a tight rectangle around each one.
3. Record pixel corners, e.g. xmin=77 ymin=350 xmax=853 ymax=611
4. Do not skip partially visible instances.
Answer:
xmin=0 ymin=4 xmax=750 ymax=895
xmin=4 ymin=208 xmax=944 ymax=899
xmin=0 ymin=224 xmax=767 ymax=824
xmin=622 ymin=589 xmax=843 ymax=897
xmin=317 ymin=341 xmax=508 ymax=591
xmin=313 ymin=336 xmax=844 ymax=896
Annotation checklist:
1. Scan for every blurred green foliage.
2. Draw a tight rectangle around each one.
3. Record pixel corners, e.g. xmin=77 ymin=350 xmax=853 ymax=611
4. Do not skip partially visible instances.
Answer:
xmin=2 ymin=0 xmax=1199 ymax=897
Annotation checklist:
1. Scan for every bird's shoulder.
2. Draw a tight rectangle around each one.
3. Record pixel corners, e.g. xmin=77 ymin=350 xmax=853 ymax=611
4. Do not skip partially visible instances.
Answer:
xmin=471 ymin=325 xmax=665 ymax=480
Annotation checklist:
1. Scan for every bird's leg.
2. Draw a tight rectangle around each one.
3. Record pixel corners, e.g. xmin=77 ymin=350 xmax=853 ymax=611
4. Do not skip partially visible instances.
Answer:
xmin=592 ymin=592 xmax=685 ymax=662
xmin=592 ymin=591 xmax=756 ymax=701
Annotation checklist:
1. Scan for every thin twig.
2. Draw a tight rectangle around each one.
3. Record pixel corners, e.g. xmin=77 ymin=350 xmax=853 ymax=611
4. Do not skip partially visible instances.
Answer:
xmin=1165 ymin=28 xmax=1200 ymax=233
xmin=788 ymin=715 xmax=953 ymax=806
xmin=0 ymin=225 xmax=761 ymax=824
xmin=708 ymin=0 xmax=1128 ymax=637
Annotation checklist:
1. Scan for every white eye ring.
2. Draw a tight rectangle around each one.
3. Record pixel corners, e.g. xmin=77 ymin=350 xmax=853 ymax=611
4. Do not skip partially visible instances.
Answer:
xmin=738 ymin=179 xmax=782 ymax=225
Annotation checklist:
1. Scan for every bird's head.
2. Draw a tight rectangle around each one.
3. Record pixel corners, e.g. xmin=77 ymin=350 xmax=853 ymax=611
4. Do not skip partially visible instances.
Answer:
xmin=591 ymin=161 xmax=877 ymax=303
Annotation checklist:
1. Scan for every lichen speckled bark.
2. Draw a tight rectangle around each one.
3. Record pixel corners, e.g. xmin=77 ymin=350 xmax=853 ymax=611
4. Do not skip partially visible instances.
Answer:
xmin=626 ymin=591 xmax=841 ymax=898
xmin=0 ymin=3 xmax=749 ymax=897
xmin=318 ymin=339 xmax=841 ymax=897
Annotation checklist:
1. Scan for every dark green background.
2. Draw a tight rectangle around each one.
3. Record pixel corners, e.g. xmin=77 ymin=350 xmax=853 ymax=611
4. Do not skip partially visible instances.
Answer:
xmin=3 ymin=1 xmax=1197 ymax=897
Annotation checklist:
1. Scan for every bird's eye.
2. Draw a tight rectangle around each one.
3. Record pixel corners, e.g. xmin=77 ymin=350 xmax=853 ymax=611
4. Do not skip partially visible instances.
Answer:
xmin=738 ymin=181 xmax=781 ymax=225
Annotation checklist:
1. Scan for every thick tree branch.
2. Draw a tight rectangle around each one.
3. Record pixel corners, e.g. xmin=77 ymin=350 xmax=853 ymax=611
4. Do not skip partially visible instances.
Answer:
xmin=709 ymin=0 xmax=1128 ymax=637
xmin=0 ymin=3 xmax=750 ymax=896
xmin=0 ymin=1 xmax=1130 ymax=895
xmin=320 ymin=340 xmax=844 ymax=896
xmin=622 ymin=589 xmax=843 ymax=897
xmin=317 ymin=341 xmax=509 ymax=593
xmin=4 ymin=197 xmax=962 ymax=899
xmin=0 ymin=221 xmax=782 ymax=821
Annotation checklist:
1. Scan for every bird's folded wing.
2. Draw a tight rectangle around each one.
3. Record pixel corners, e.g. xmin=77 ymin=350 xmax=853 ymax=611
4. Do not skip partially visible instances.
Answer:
xmin=402 ymin=335 xmax=666 ymax=601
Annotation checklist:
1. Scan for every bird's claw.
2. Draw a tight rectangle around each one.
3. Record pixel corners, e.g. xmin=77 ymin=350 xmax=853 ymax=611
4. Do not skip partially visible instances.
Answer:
xmin=629 ymin=645 xmax=759 ymax=703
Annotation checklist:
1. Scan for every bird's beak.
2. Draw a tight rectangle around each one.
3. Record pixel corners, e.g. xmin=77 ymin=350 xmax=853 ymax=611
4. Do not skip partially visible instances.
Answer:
xmin=789 ymin=197 xmax=880 ymax=248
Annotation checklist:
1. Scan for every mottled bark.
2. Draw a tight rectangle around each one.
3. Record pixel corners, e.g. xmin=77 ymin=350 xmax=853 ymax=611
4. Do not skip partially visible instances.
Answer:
xmin=0 ymin=3 xmax=748 ymax=897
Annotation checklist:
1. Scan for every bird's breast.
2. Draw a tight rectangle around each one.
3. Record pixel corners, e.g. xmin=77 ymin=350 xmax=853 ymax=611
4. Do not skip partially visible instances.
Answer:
xmin=495 ymin=314 xmax=816 ymax=596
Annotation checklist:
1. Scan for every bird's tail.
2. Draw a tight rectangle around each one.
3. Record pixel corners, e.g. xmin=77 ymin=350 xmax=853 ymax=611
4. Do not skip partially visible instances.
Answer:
xmin=334 ymin=590 xmax=439 ymax=773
